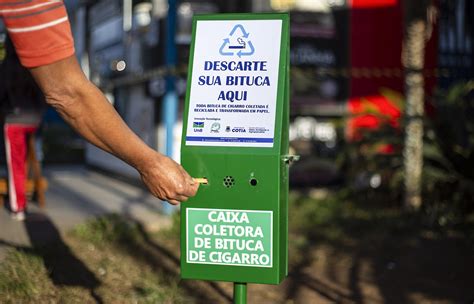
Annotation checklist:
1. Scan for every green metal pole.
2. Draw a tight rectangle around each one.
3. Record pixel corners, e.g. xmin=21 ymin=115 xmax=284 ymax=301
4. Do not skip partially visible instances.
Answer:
xmin=233 ymin=282 xmax=247 ymax=304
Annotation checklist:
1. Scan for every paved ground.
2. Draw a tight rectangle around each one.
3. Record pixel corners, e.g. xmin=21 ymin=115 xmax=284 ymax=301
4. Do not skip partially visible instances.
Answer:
xmin=0 ymin=165 xmax=172 ymax=261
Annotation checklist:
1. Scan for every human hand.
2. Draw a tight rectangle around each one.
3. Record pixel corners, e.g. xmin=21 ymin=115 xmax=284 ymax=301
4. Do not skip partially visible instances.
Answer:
xmin=138 ymin=151 xmax=199 ymax=205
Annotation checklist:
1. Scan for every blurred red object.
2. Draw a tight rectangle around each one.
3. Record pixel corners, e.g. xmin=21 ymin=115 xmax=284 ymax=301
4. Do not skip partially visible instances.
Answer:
xmin=347 ymin=94 xmax=401 ymax=141
xmin=352 ymin=0 xmax=397 ymax=8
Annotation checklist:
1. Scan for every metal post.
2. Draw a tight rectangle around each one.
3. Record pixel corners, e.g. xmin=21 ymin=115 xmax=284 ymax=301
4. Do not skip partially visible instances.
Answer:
xmin=162 ymin=0 xmax=178 ymax=214
xmin=163 ymin=0 xmax=178 ymax=157
xmin=123 ymin=0 xmax=132 ymax=32
xmin=233 ymin=282 xmax=247 ymax=304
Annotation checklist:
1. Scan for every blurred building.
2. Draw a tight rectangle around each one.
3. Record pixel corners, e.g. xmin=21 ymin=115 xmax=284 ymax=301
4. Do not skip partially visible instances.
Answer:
xmin=1 ymin=0 xmax=472 ymax=184
xmin=38 ymin=0 xmax=474 ymax=181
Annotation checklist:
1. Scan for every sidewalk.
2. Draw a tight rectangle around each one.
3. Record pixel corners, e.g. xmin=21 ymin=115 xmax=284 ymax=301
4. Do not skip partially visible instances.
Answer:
xmin=0 ymin=165 xmax=172 ymax=261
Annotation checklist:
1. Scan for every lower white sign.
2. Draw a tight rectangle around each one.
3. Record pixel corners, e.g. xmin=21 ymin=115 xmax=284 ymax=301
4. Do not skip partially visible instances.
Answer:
xmin=186 ymin=208 xmax=273 ymax=267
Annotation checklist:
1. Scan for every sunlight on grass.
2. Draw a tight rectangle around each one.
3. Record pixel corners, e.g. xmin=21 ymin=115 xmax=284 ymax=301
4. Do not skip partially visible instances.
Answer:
xmin=73 ymin=214 xmax=141 ymax=246
xmin=0 ymin=250 xmax=53 ymax=302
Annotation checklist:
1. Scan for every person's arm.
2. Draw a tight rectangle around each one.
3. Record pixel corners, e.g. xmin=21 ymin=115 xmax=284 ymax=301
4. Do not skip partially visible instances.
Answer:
xmin=30 ymin=56 xmax=198 ymax=205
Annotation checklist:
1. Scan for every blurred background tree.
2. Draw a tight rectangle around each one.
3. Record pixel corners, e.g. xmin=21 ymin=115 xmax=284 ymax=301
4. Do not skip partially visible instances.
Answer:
xmin=402 ymin=0 xmax=435 ymax=211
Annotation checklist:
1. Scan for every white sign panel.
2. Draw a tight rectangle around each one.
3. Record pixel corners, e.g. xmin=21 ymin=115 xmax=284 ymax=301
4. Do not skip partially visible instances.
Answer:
xmin=186 ymin=208 xmax=273 ymax=267
xmin=185 ymin=20 xmax=283 ymax=147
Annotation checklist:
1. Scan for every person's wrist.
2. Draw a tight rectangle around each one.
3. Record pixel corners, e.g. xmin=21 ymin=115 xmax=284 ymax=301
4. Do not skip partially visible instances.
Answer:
xmin=133 ymin=147 xmax=162 ymax=175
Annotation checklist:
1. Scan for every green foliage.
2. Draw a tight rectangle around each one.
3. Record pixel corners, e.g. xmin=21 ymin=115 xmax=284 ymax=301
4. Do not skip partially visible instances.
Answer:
xmin=428 ymin=81 xmax=474 ymax=179
xmin=422 ymin=81 xmax=474 ymax=227
xmin=0 ymin=46 xmax=5 ymax=62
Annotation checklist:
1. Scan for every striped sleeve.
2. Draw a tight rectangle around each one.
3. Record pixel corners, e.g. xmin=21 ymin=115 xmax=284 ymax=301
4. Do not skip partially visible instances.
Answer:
xmin=0 ymin=0 xmax=75 ymax=68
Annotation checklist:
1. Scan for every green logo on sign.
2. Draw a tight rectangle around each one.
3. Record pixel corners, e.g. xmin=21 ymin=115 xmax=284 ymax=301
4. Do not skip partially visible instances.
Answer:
xmin=186 ymin=208 xmax=273 ymax=267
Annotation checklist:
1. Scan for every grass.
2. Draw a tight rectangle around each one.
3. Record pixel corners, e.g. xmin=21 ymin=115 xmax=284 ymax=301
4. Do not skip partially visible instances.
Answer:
xmin=70 ymin=214 xmax=193 ymax=303
xmin=0 ymin=250 xmax=54 ymax=302
xmin=1 ymin=191 xmax=473 ymax=303
xmin=73 ymin=214 xmax=141 ymax=246
xmin=0 ymin=214 xmax=194 ymax=304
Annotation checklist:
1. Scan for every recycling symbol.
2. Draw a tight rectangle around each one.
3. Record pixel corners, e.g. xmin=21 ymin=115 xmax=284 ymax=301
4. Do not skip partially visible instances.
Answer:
xmin=219 ymin=24 xmax=255 ymax=58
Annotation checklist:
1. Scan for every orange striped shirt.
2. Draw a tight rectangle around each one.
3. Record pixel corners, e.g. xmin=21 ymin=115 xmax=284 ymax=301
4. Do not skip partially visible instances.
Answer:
xmin=0 ymin=0 xmax=75 ymax=68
